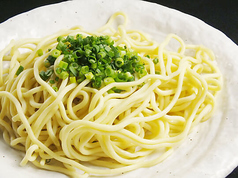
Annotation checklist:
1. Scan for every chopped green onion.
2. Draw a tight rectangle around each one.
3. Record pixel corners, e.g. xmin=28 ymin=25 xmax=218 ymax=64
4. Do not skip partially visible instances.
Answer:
xmin=95 ymin=68 xmax=104 ymax=78
xmin=108 ymin=50 xmax=114 ymax=57
xmin=153 ymin=57 xmax=159 ymax=64
xmin=51 ymin=49 xmax=61 ymax=58
xmin=44 ymin=60 xmax=51 ymax=68
xmin=85 ymin=49 xmax=91 ymax=56
xmin=104 ymin=77 xmax=115 ymax=85
xmin=56 ymin=41 xmax=67 ymax=51
xmin=46 ymin=55 xmax=56 ymax=65
xmin=64 ymin=54 xmax=75 ymax=63
xmin=105 ymin=66 xmax=115 ymax=77
xmin=45 ymin=69 xmax=53 ymax=77
xmin=138 ymin=69 xmax=147 ymax=78
xmin=77 ymin=75 xmax=85 ymax=83
xmin=56 ymin=68 xmax=63 ymax=75
xmin=59 ymin=71 xmax=69 ymax=80
xmin=37 ymin=49 xmax=43 ymax=56
xmin=125 ymin=72 xmax=134 ymax=81
xmin=89 ymin=58 xmax=96 ymax=64
xmin=91 ymin=63 xmax=97 ymax=69
xmin=16 ymin=66 xmax=24 ymax=76
xmin=107 ymin=89 xmax=114 ymax=94
xmin=70 ymin=62 xmax=79 ymax=69
xmin=115 ymin=58 xmax=124 ymax=67
xmin=70 ymin=76 xmax=76 ymax=83
xmin=116 ymin=72 xmax=127 ymax=82
xmin=105 ymin=46 xmax=111 ymax=52
xmin=49 ymin=80 xmax=55 ymax=84
xmin=85 ymin=72 xmax=94 ymax=80
xmin=39 ymin=69 xmax=53 ymax=81
xmin=73 ymin=50 xmax=83 ymax=59
xmin=52 ymin=86 xmax=58 ymax=92
xmin=132 ymin=55 xmax=140 ymax=63
xmin=155 ymin=71 xmax=160 ymax=75
xmin=126 ymin=48 xmax=135 ymax=58
xmin=66 ymin=35 xmax=74 ymax=43
xmin=97 ymin=51 xmax=106 ymax=59
xmin=81 ymin=66 xmax=89 ymax=74
xmin=39 ymin=71 xmax=47 ymax=81
xmin=135 ymin=64 xmax=144 ymax=72
xmin=93 ymin=45 xmax=100 ymax=53
xmin=45 ymin=159 xmax=51 ymax=164
xmin=119 ymin=50 xmax=126 ymax=57
xmin=58 ymin=61 xmax=68 ymax=70
xmin=57 ymin=36 xmax=64 ymax=42
xmin=106 ymin=37 xmax=113 ymax=45
xmin=89 ymin=58 xmax=97 ymax=69
xmin=92 ymin=76 xmax=102 ymax=88
xmin=69 ymin=63 xmax=79 ymax=76
xmin=112 ymin=87 xmax=123 ymax=93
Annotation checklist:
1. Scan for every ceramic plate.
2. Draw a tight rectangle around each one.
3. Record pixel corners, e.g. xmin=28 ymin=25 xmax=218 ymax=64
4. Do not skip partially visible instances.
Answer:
xmin=0 ymin=0 xmax=238 ymax=177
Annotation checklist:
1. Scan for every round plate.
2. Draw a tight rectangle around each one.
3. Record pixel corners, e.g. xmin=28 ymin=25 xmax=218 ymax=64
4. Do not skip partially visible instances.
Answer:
xmin=0 ymin=0 xmax=238 ymax=178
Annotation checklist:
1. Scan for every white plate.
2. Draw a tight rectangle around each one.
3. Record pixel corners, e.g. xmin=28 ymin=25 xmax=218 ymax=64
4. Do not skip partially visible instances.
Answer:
xmin=0 ymin=0 xmax=238 ymax=178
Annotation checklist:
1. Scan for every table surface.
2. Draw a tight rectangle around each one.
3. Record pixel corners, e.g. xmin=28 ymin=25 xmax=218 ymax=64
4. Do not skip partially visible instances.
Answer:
xmin=0 ymin=0 xmax=237 ymax=177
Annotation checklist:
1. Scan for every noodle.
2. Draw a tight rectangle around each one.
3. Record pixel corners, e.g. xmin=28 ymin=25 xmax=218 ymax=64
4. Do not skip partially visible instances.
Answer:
xmin=0 ymin=12 xmax=222 ymax=177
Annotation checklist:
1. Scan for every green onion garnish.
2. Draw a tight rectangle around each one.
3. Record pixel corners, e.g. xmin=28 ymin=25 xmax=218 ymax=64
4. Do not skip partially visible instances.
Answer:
xmin=44 ymin=60 xmax=51 ymax=68
xmin=49 ymin=80 xmax=55 ymax=84
xmin=115 ymin=58 xmax=124 ymax=68
xmin=104 ymin=77 xmax=115 ymax=85
xmin=97 ymin=51 xmax=106 ymax=59
xmin=58 ymin=61 xmax=68 ymax=70
xmin=59 ymin=71 xmax=69 ymax=80
xmin=39 ymin=35 xmax=149 ymax=92
xmin=56 ymin=68 xmax=63 ymax=75
xmin=92 ymin=76 xmax=102 ymax=88
xmin=52 ymin=86 xmax=58 ymax=92
xmin=105 ymin=66 xmax=116 ymax=78
xmin=81 ymin=66 xmax=89 ymax=75
xmin=45 ymin=69 xmax=53 ymax=77
xmin=153 ymin=57 xmax=159 ymax=64
xmin=39 ymin=69 xmax=53 ymax=81
xmin=16 ymin=65 xmax=24 ymax=76
xmin=51 ymin=49 xmax=61 ymax=58
xmin=85 ymin=72 xmax=94 ymax=80
xmin=37 ymin=49 xmax=43 ymax=56
xmin=69 ymin=63 xmax=79 ymax=76
xmin=57 ymin=36 xmax=64 ymax=42
xmin=70 ymin=76 xmax=76 ymax=83
xmin=46 ymin=55 xmax=56 ymax=65
xmin=138 ymin=69 xmax=147 ymax=78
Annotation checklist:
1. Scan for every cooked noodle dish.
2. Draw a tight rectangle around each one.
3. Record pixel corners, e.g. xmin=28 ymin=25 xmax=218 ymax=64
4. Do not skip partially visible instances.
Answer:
xmin=0 ymin=12 xmax=222 ymax=177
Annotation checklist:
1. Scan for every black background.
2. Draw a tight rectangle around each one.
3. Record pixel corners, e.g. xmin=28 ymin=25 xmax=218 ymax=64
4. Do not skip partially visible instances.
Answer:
xmin=0 ymin=0 xmax=237 ymax=177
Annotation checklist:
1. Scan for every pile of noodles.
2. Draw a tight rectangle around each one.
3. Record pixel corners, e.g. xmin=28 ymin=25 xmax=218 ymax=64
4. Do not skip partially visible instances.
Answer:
xmin=0 ymin=12 xmax=222 ymax=177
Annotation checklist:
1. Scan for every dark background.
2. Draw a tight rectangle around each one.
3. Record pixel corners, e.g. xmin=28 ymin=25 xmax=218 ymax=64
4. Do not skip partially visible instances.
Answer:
xmin=0 ymin=0 xmax=237 ymax=177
